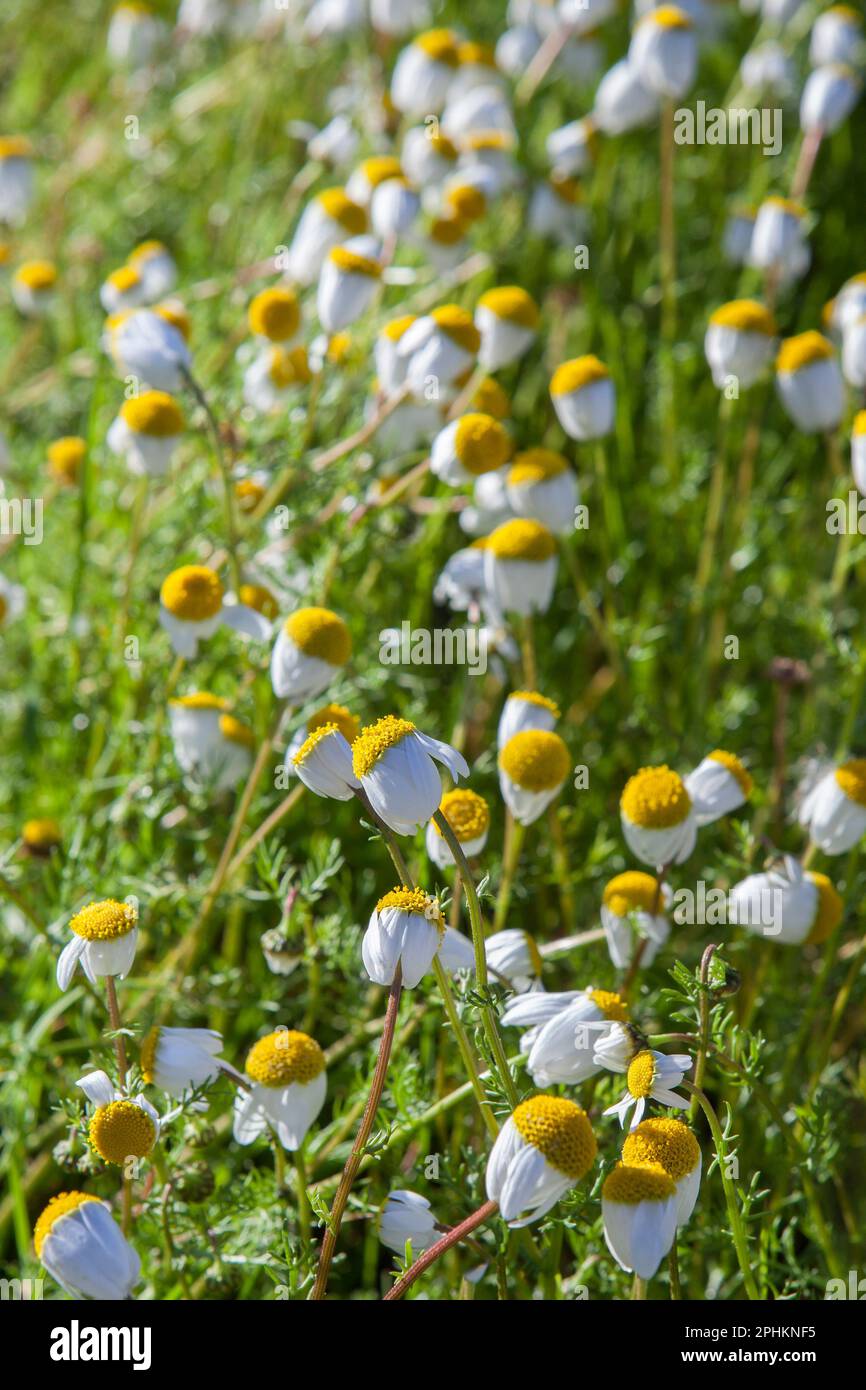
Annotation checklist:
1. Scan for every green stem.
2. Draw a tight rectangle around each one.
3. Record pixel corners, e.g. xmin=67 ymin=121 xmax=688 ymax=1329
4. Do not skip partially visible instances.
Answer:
xmin=432 ymin=957 xmax=499 ymax=1140
xmin=683 ymin=1081 xmax=759 ymax=1299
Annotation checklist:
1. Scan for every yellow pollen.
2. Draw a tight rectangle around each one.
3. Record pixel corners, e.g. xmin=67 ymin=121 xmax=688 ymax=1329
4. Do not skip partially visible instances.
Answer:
xmin=0 ymin=136 xmax=32 ymax=160
xmin=308 ymin=702 xmax=359 ymax=743
xmin=627 ymin=1050 xmax=658 ymax=1099
xmin=603 ymin=1162 xmax=676 ymax=1205
xmin=853 ymin=411 xmax=866 ymax=437
xmin=89 ymin=1100 xmax=156 ymax=1166
xmin=550 ymin=355 xmax=609 ymax=397
xmin=510 ymin=690 xmax=561 ymax=716
xmin=246 ymin=1030 xmax=325 ymax=1087
xmin=382 ymin=314 xmax=417 ymax=343
xmin=293 ymin=722 xmax=341 ymax=767
xmin=169 ymin=691 xmax=229 ymax=711
xmin=219 ymin=714 xmax=255 ymax=749
xmin=155 ymin=301 xmax=191 ymax=339
xmin=129 ymin=239 xmax=167 ymax=263
xmin=248 ymin=287 xmax=300 ymax=342
xmin=622 ymin=1118 xmax=700 ymax=1180
xmin=588 ymin=988 xmax=629 ymax=1022
xmin=835 ymin=759 xmax=866 ymax=806
xmin=239 ymin=583 xmax=279 ymax=619
xmin=328 ymin=245 xmax=381 ymax=279
xmin=499 ymin=729 xmax=570 ymax=792
xmin=643 ymin=5 xmax=693 ymax=28
xmin=458 ymin=40 xmax=496 ymax=67
xmin=234 ymin=478 xmax=266 ymax=512
xmin=477 ymin=286 xmax=539 ymax=329
xmin=463 ymin=131 xmax=514 ymax=153
xmin=121 ymin=390 xmax=184 ymax=437
xmin=107 ymin=265 xmax=141 ymax=293
xmin=512 ymin=1096 xmax=596 ymax=1180
xmin=15 ymin=260 xmax=57 ymax=290
xmin=427 ymin=133 xmax=458 ymax=160
xmin=550 ymin=174 xmax=582 ymax=204
xmin=415 ymin=28 xmax=460 ymax=65
xmin=376 ymin=887 xmax=443 ymax=930
xmin=283 ymin=606 xmax=351 ymax=664
xmin=433 ymin=788 xmax=490 ymax=842
xmin=429 ymin=214 xmax=467 ymax=246
xmin=707 ymin=749 xmax=753 ymax=796
xmin=445 ymin=184 xmax=487 ymax=223
xmin=23 ymin=818 xmax=62 ymax=851
xmin=621 ymin=766 xmax=692 ymax=829
xmin=508 ymin=449 xmax=569 ymax=487
xmin=269 ymin=345 xmax=311 ymax=389
xmin=160 ymin=565 xmax=223 ymax=621
xmin=453 ymin=412 xmax=511 ymax=474
xmin=34 ymin=1192 xmax=101 ymax=1257
xmin=431 ymin=305 xmax=481 ymax=354
xmin=328 ymin=332 xmax=351 ymax=364
xmin=317 ymin=187 xmax=368 ymax=234
xmin=776 ymin=332 xmax=834 ymax=373
xmin=140 ymin=1025 xmax=160 ymax=1083
xmin=69 ymin=898 xmax=137 ymax=941
xmin=352 ymin=714 xmax=415 ymax=778
xmin=806 ymin=872 xmax=843 ymax=944
xmin=358 ymin=155 xmax=403 ymax=189
xmin=709 ymin=299 xmax=777 ymax=335
xmin=472 ymin=376 xmax=510 ymax=418
xmin=487 ymin=518 xmax=557 ymax=561
xmin=47 ymin=436 xmax=86 ymax=483
xmin=603 ymin=871 xmax=662 ymax=918
xmin=764 ymin=195 xmax=806 ymax=218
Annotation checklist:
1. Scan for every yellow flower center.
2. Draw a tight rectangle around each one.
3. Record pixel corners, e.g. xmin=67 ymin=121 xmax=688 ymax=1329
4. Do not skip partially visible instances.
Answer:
xmin=219 ymin=714 xmax=255 ymax=749
xmin=622 ymin=1118 xmax=700 ymax=1180
xmin=47 ymin=436 xmax=86 ymax=482
xmin=644 ymin=4 xmax=692 ymax=27
xmin=170 ymin=691 xmax=230 ymax=711
xmin=375 ymin=887 xmax=443 ymax=930
xmin=626 ymin=1050 xmax=658 ymax=1099
xmin=509 ymin=689 xmax=561 ymax=716
xmin=621 ymin=766 xmax=691 ymax=829
xmin=16 ymin=260 xmax=57 ymax=290
xmin=308 ymin=702 xmax=359 ymax=744
xmin=0 ymin=136 xmax=32 ymax=160
xmin=512 ymin=1096 xmax=596 ymax=1180
xmin=457 ymin=40 xmax=496 ymax=67
xmin=268 ymin=345 xmax=311 ymax=389
xmin=429 ymin=214 xmax=467 ymax=246
xmin=706 ymin=749 xmax=753 ymax=795
xmin=248 ymin=287 xmax=300 ymax=342
xmin=853 ymin=410 xmax=866 ymax=437
xmin=835 ymin=759 xmax=866 ymax=807
xmin=107 ymin=265 xmax=141 ymax=293
xmin=70 ymin=898 xmax=137 ymax=941
xmin=121 ymin=390 xmax=184 ymax=437
xmin=550 ymin=174 xmax=582 ymax=204
xmin=155 ymin=301 xmax=191 ymax=339
xmin=487 ymin=518 xmax=557 ymax=561
xmin=283 ymin=606 xmax=351 ymax=664
xmin=358 ymin=155 xmax=403 ymax=189
xmin=550 ymin=355 xmax=609 ymax=397
xmin=140 ymin=1025 xmax=160 ymax=1083
xmin=499 ymin=729 xmax=570 ymax=792
xmin=431 ymin=304 xmax=481 ymax=354
xmin=427 ymin=133 xmax=458 ymax=160
xmin=352 ymin=714 xmax=415 ymax=778
xmin=129 ymin=239 xmax=166 ymax=264
xmin=382 ymin=313 xmax=417 ymax=343
xmin=34 ymin=1192 xmax=100 ymax=1257
xmin=317 ymin=187 xmax=368 ymax=234
xmin=477 ymin=286 xmax=539 ymax=329
xmin=415 ymin=27 xmax=459 ymax=64
xmin=602 ymin=1162 xmax=676 ymax=1205
xmin=22 ymin=818 xmax=62 ymax=850
xmin=445 ymin=184 xmax=487 ymax=223
xmin=293 ymin=722 xmax=341 ymax=767
xmin=239 ymin=583 xmax=279 ymax=619
xmin=764 ymin=196 xmax=806 ymax=218
xmin=234 ymin=479 xmax=266 ymax=512
xmin=807 ymin=872 xmax=843 ymax=944
xmin=160 ymin=565 xmax=223 ymax=621
xmin=472 ymin=376 xmax=510 ymax=418
xmin=709 ymin=299 xmax=776 ymax=335
xmin=776 ymin=332 xmax=835 ymax=374
xmin=434 ymin=787 xmax=490 ymax=842
xmin=245 ymin=1030 xmax=325 ymax=1087
xmin=328 ymin=245 xmax=381 ymax=279
xmin=508 ymin=449 xmax=569 ymax=487
xmin=453 ymin=413 xmax=511 ymax=474
xmin=90 ymin=1101 xmax=156 ymax=1165
xmin=588 ymin=988 xmax=629 ymax=1022
xmin=603 ymin=871 xmax=662 ymax=917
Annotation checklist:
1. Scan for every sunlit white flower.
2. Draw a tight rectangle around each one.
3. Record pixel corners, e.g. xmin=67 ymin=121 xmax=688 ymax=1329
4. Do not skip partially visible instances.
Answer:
xmin=505 ymin=448 xmax=578 ymax=534
xmin=623 ymin=1117 xmax=702 ymax=1226
xmin=629 ymin=6 xmax=697 ymax=99
xmin=425 ymin=787 xmax=490 ymax=868
xmin=351 ymin=715 xmax=469 ymax=836
xmin=602 ymin=1162 xmax=679 ymax=1278
xmin=127 ymin=240 xmax=177 ymax=303
xmin=391 ymin=28 xmax=460 ymax=116
xmin=620 ymin=765 xmax=697 ymax=866
xmin=810 ymin=6 xmax=864 ymax=67
xmin=270 ymin=605 xmax=352 ymax=701
xmin=169 ymin=692 xmax=255 ymax=790
xmin=484 ymin=518 xmax=559 ymax=617
xmin=475 ymin=286 xmax=539 ymax=371
xmin=842 ymin=313 xmax=866 ymax=389
xmin=748 ymin=196 xmax=810 ymax=281
xmin=431 ymin=412 xmax=512 ymax=486
xmin=285 ymin=187 xmax=367 ymax=287
xmin=684 ymin=749 xmax=753 ymax=825
xmin=317 ymin=237 xmax=382 ymax=334
xmin=11 ymin=259 xmax=57 ymax=317
xmin=0 ymin=136 xmax=34 ymax=225
xmin=800 ymin=63 xmax=861 ymax=135
xmin=442 ymin=83 xmax=516 ymax=141
xmin=292 ymin=722 xmax=360 ymax=800
xmin=704 ymin=300 xmax=777 ymax=390
xmin=233 ymin=1030 xmax=327 ymax=1151
xmin=495 ymin=24 xmax=541 ymax=78
xmin=370 ymin=0 xmax=432 ymax=36
xmin=528 ymin=174 xmax=585 ymax=244
xmin=401 ymin=127 xmax=459 ymax=188
xmin=433 ymin=544 xmax=489 ymax=615
xmin=34 ymin=1192 xmax=140 ymax=1301
xmin=799 ymin=759 xmax=866 ymax=854
xmin=159 ymin=564 xmax=270 ymax=658
xmin=603 ymin=1047 xmax=693 ymax=1130
xmin=398 ymin=304 xmax=481 ymax=392
xmin=546 ymin=117 xmax=599 ymax=178
xmin=107 ymin=4 xmax=167 ymax=66
xmin=140 ymin=1024 xmax=228 ymax=1098
xmin=486 ymin=1095 xmax=596 ymax=1226
xmin=852 ymin=411 xmax=866 ymax=495
xmin=499 ymin=728 xmax=570 ymax=826
xmin=775 ymin=331 xmax=845 ymax=434
xmin=371 ymin=177 xmax=420 ymax=240
xmin=502 ymin=986 xmax=629 ymax=1085
xmin=100 ymin=264 xmax=147 ymax=315
xmin=106 ymin=307 xmax=191 ymax=391
xmin=497 ymin=689 xmax=559 ymax=750
xmin=107 ymin=389 xmax=184 ymax=476
xmin=304 ymin=0 xmax=365 ymax=39
xmin=306 ymin=113 xmax=359 ymax=167
xmin=550 ymin=355 xmax=615 ymax=440
xmin=379 ymin=1189 xmax=439 ymax=1254
xmin=57 ymin=898 xmax=139 ymax=991
xmin=593 ymin=59 xmax=658 ymax=134
xmin=362 ymin=887 xmax=445 ymax=988
xmin=601 ymin=871 xmax=671 ymax=969
xmin=728 ymin=854 xmax=843 ymax=944
xmin=458 ymin=131 xmax=518 ymax=196
xmin=722 ymin=206 xmax=756 ymax=265
xmin=243 ymin=343 xmax=312 ymax=413
xmin=459 ymin=467 xmax=515 ymax=537
xmin=740 ymin=40 xmax=794 ymax=95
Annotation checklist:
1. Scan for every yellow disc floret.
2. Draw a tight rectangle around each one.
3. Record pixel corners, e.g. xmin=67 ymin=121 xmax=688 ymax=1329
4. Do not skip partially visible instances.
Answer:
xmin=160 ymin=565 xmax=223 ymax=621
xmin=434 ymin=787 xmax=490 ymax=842
xmin=219 ymin=714 xmax=255 ymax=749
xmin=622 ymin=1117 xmax=700 ymax=1180
xmin=15 ymin=260 xmax=57 ymax=290
xmin=34 ymin=1192 xmax=101 ymax=1257
xmin=603 ymin=871 xmax=662 ymax=917
xmin=645 ymin=5 xmax=692 ymax=28
xmin=508 ymin=448 xmax=569 ymax=487
xmin=415 ymin=28 xmax=459 ymax=65
xmin=835 ymin=758 xmax=866 ymax=807
xmin=806 ymin=872 xmax=843 ymax=944
xmin=776 ymin=332 xmax=835 ymax=373
xmin=499 ymin=729 xmax=570 ymax=792
xmin=352 ymin=714 xmax=415 ymax=778
xmin=308 ymin=703 xmax=359 ymax=744
xmin=444 ymin=183 xmax=487 ymax=223
xmin=317 ymin=187 xmax=368 ymax=234
xmin=140 ymin=1026 xmax=160 ymax=1083
xmin=283 ymin=606 xmax=351 ymax=664
xmin=69 ymin=898 xmax=137 ymax=941
xmin=486 ymin=518 xmax=557 ymax=561
xmin=89 ymin=1100 xmax=156 ymax=1166
xmin=293 ymin=722 xmax=341 ymax=767
xmin=121 ymin=390 xmax=184 ymax=437
xmin=588 ymin=988 xmax=629 ymax=1022
xmin=603 ymin=1161 xmax=676 ymax=1204
xmin=248 ymin=287 xmax=300 ymax=342
xmin=328 ymin=245 xmax=381 ymax=279
xmin=376 ymin=887 xmax=443 ymax=929
xmin=431 ymin=304 xmax=481 ymax=354
xmin=707 ymin=749 xmax=753 ymax=796
xmin=512 ymin=1095 xmax=596 ymax=1180
xmin=626 ymin=1050 xmax=658 ymax=1098
xmin=239 ymin=583 xmax=279 ymax=619
xmin=357 ymin=155 xmax=403 ymax=188
xmin=245 ymin=1030 xmax=325 ymax=1087
xmin=23 ymin=818 xmax=62 ymax=851
xmin=453 ymin=413 xmax=511 ymax=475
xmin=169 ymin=691 xmax=229 ymax=711
xmin=47 ymin=436 xmax=86 ymax=484
xmin=269 ymin=345 xmax=311 ymax=388
xmin=510 ymin=690 xmax=561 ymax=716
xmin=621 ymin=766 xmax=691 ymax=829
xmin=709 ymin=299 xmax=776 ymax=335
xmin=477 ymin=286 xmax=539 ymax=329
xmin=550 ymin=355 xmax=609 ymax=397
xmin=472 ymin=376 xmax=510 ymax=418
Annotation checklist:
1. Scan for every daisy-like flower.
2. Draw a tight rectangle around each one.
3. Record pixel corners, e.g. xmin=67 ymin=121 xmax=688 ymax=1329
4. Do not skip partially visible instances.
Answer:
xmin=352 ymin=715 xmax=469 ymax=836
xmin=47 ymin=435 xmax=86 ymax=487
xmin=775 ymin=332 xmax=845 ymax=434
xmin=379 ymin=1189 xmax=439 ymax=1256
xmin=810 ymin=6 xmax=864 ymax=67
xmin=305 ymin=113 xmax=359 ymax=167
xmin=502 ymin=986 xmax=629 ymax=1086
xmin=390 ymin=28 xmax=460 ymax=116
xmin=100 ymin=264 xmax=146 ymax=315
xmin=127 ymin=240 xmax=177 ymax=302
xmin=233 ymin=1030 xmax=327 ymax=1151
xmin=57 ymin=898 xmax=139 ymax=991
xmin=458 ymin=131 xmax=518 ymax=197
xmin=602 ymin=1163 xmax=679 ymax=1278
xmin=292 ymin=722 xmax=359 ymax=800
xmin=362 ymin=886 xmax=445 ymax=988
xmin=444 ymin=170 xmax=498 ymax=225
xmin=106 ymin=307 xmax=191 ymax=391
xmin=851 ymin=411 xmax=866 ymax=496
xmin=592 ymin=59 xmax=657 ymax=135
xmin=484 ymin=518 xmax=558 ymax=616
xmin=486 ymin=1094 xmax=596 ymax=1226
xmin=601 ymin=871 xmax=670 ymax=969
xmin=285 ymin=702 xmax=360 ymax=766
xmin=722 ymin=205 xmax=757 ymax=265
xmin=741 ymin=41 xmax=794 ymax=96
xmin=629 ymin=6 xmax=697 ymax=99
xmin=431 ymin=412 xmax=512 ymax=486
xmin=499 ymin=728 xmax=570 ymax=826
xmin=603 ymin=1048 xmax=693 ymax=1130
xmin=0 ymin=135 xmax=34 ymax=225
xmin=140 ymin=1025 xmax=226 ymax=1098
xmin=442 ymin=82 xmax=516 ymax=141
xmin=505 ymin=448 xmax=578 ymax=534
xmin=345 ymin=155 xmax=404 ymax=208
xmin=0 ymin=573 xmax=25 ymax=627
xmin=425 ymin=787 xmax=490 ymax=868
xmin=370 ymin=176 xmax=420 ymax=239
xmin=169 ymin=693 xmax=255 ymax=790
xmin=449 ymin=38 xmax=502 ymax=100
xmin=459 ymin=465 xmax=515 ymax=537
xmin=374 ymin=313 xmax=421 ymax=395
xmin=546 ymin=118 xmax=599 ymax=179
xmin=622 ymin=1117 xmax=702 ymax=1226
xmin=433 ymin=543 xmax=488 ymax=615
xmin=528 ymin=174 xmax=585 ymax=245
xmin=748 ymin=197 xmax=810 ymax=281
xmin=800 ymin=64 xmax=862 ymax=135
xmin=270 ymin=606 xmax=352 ymax=701
xmin=398 ymin=304 xmax=481 ymax=393
xmin=12 ymin=259 xmax=57 ymax=317
xmin=401 ymin=127 xmax=459 ymax=188
xmin=247 ymin=286 xmax=300 ymax=346
xmin=317 ymin=238 xmax=382 ymax=334
xmin=729 ymin=855 xmax=843 ymax=944
xmin=285 ymin=187 xmax=367 ymax=287
xmin=496 ymin=23 xmax=542 ymax=79
xmin=475 ymin=286 xmax=539 ymax=371
xmin=620 ymin=765 xmax=697 ymax=866
xmin=22 ymin=817 xmax=62 ymax=857
xmin=592 ymin=1019 xmax=642 ymax=1073
xmin=684 ymin=749 xmax=753 ymax=825
xmin=497 ymin=690 xmax=559 ymax=750
xmin=704 ymin=300 xmax=778 ymax=390
xmin=550 ymin=355 xmax=615 ymax=441
xmin=159 ymin=564 xmax=270 ymax=658
xmin=107 ymin=390 xmax=184 ymax=477
xmin=243 ymin=343 xmax=312 ymax=413
xmin=107 ymin=2 xmax=167 ymax=66
xmin=842 ymin=309 xmax=866 ymax=388
xmin=78 ymin=1071 xmax=160 ymax=1166
xmin=34 ymin=1192 xmax=140 ymax=1301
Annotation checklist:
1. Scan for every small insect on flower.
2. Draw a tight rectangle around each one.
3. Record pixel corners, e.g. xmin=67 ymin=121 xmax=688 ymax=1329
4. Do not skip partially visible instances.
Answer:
xmin=775 ymin=332 xmax=845 ymax=434
xmin=623 ymin=1117 xmax=702 ymax=1226
xmin=501 ymin=986 xmax=629 ymax=1086
xmin=169 ymin=692 xmax=255 ymax=791
xmin=505 ymin=448 xmax=579 ymax=535
xmin=140 ymin=1025 xmax=228 ymax=1098
xmin=499 ymin=728 xmax=570 ymax=826
xmin=602 ymin=1162 xmax=679 ymax=1278
xmin=474 ymin=285 xmax=539 ymax=372
xmin=47 ymin=435 xmax=86 ymax=487
xmin=800 ymin=63 xmax=862 ymax=135
xmin=486 ymin=1094 xmax=596 ymax=1226
xmin=379 ymin=1189 xmax=440 ymax=1256
xmin=431 ymin=411 xmax=512 ymax=486
xmin=0 ymin=136 xmax=35 ymax=225
xmin=601 ymin=871 xmax=671 ymax=969
xmin=270 ymin=605 xmax=352 ymax=701
xmin=683 ymin=749 xmax=753 ymax=825
xmin=729 ymin=854 xmax=843 ymax=944
xmin=704 ymin=301 xmax=778 ymax=391
xmin=352 ymin=714 xmax=469 ymax=835
xmin=550 ymin=355 xmax=615 ymax=441
xmin=748 ymin=196 xmax=810 ymax=282
xmin=425 ymin=787 xmax=490 ymax=868
xmin=247 ymin=286 xmax=301 ymax=345
xmin=159 ymin=564 xmax=271 ymax=658
xmin=397 ymin=304 xmax=481 ymax=393
xmin=629 ymin=6 xmax=697 ymax=99
xmin=57 ymin=898 xmax=139 ymax=991
xmin=497 ymin=689 xmax=560 ymax=750
xmin=620 ymin=765 xmax=697 ymax=866
xmin=34 ymin=1191 xmax=140 ymax=1301
xmin=106 ymin=306 xmax=192 ymax=391
xmin=78 ymin=1070 xmax=160 ymax=1165
xmin=484 ymin=518 xmax=558 ymax=617
xmin=127 ymin=240 xmax=177 ymax=302
xmin=852 ymin=411 xmax=866 ymax=495
xmin=293 ymin=723 xmax=360 ymax=800
xmin=603 ymin=1048 xmax=693 ymax=1130
xmin=12 ymin=259 xmax=57 ymax=317
xmin=107 ymin=389 xmax=185 ymax=477
xmin=390 ymin=28 xmax=460 ymax=116
xmin=285 ymin=187 xmax=368 ymax=287
xmin=317 ymin=237 xmax=382 ymax=334
xmin=233 ymin=1029 xmax=327 ymax=1151
xmin=363 ymin=887 xmax=445 ymax=988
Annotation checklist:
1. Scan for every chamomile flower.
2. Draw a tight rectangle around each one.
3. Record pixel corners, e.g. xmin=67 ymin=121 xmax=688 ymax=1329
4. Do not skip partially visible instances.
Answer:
xmin=842 ymin=313 xmax=866 ymax=389
xmin=722 ymin=205 xmax=757 ymax=265
xmin=528 ymin=174 xmax=585 ymax=244
xmin=851 ymin=412 xmax=866 ymax=495
xmin=345 ymin=156 xmax=404 ymax=207
xmin=498 ymin=729 xmax=570 ymax=827
xmin=169 ymin=693 xmax=255 ymax=790
xmin=100 ymin=263 xmax=146 ymax=315
xmin=450 ymin=39 xmax=502 ymax=101
xmin=401 ymin=128 xmax=459 ymax=188
xmin=505 ymin=448 xmax=578 ymax=534
xmin=442 ymin=83 xmax=516 ymax=141
xmin=0 ymin=136 xmax=34 ymax=225
xmin=77 ymin=1070 xmax=159 ymax=1165
xmin=317 ymin=239 xmax=382 ymax=334
xmin=12 ymin=259 xmax=57 ymax=317
xmin=592 ymin=59 xmax=658 ymax=135
xmin=270 ymin=606 xmax=352 ymax=700
xmin=431 ymin=412 xmax=512 ymax=486
xmin=47 ymin=436 xmax=86 ymax=487
xmin=285 ymin=702 xmax=360 ymax=768
xmin=433 ymin=543 xmax=489 ymax=615
xmin=107 ymin=389 xmax=185 ymax=476
xmin=602 ymin=1163 xmax=679 ymax=1278
xmin=57 ymin=898 xmax=139 ymax=991
xmin=684 ymin=749 xmax=753 ymax=825
xmin=620 ymin=765 xmax=697 ymax=866
xmin=459 ymin=465 xmax=515 ymax=536
xmin=748 ymin=197 xmax=810 ymax=281
xmin=370 ymin=177 xmax=420 ymax=239
xmin=0 ymin=574 xmax=25 ymax=627
xmin=776 ymin=332 xmax=845 ymax=434
xmin=362 ymin=886 xmax=445 ymax=988
xmin=285 ymin=187 xmax=367 ymax=286
xmin=247 ymin=286 xmax=301 ymax=345
xmin=352 ymin=715 xmax=469 ymax=835
xmin=732 ymin=856 xmax=843 ymax=945
xmin=704 ymin=300 xmax=778 ymax=390
xmin=486 ymin=1095 xmax=596 ymax=1226
xmin=159 ymin=564 xmax=271 ymax=658
xmin=106 ymin=307 xmax=191 ymax=391
xmin=34 ymin=1192 xmax=140 ymax=1301
xmin=390 ymin=29 xmax=460 ymax=116
xmin=107 ymin=3 xmax=167 ymax=66
xmin=629 ymin=6 xmax=697 ymax=99
xmin=305 ymin=113 xmax=359 ymax=167
xmin=623 ymin=1117 xmax=702 ymax=1225
xmin=800 ymin=758 xmax=866 ymax=857
xmin=475 ymin=286 xmax=539 ymax=371
xmin=800 ymin=64 xmax=861 ymax=135
xmin=425 ymin=787 xmax=490 ymax=868
xmin=502 ymin=986 xmax=629 ymax=1085
xmin=484 ymin=518 xmax=558 ymax=617
xmin=550 ymin=355 xmax=615 ymax=441
xmin=458 ymin=131 xmax=518 ymax=196
xmin=379 ymin=1189 xmax=439 ymax=1255
xmin=496 ymin=24 xmax=542 ymax=79
xmin=810 ymin=6 xmax=864 ymax=67
xmin=140 ymin=1025 xmax=227 ymax=1098
xmin=497 ymin=690 xmax=559 ymax=750
xmin=603 ymin=1048 xmax=693 ymax=1130
xmin=233 ymin=1030 xmax=327 ymax=1151
xmin=128 ymin=240 xmax=177 ymax=302
xmin=546 ymin=118 xmax=599 ymax=179
xmin=293 ymin=723 xmax=360 ymax=800
xmin=397 ymin=304 xmax=481 ymax=392
xmin=423 ymin=213 xmax=471 ymax=271
xmin=243 ymin=343 xmax=312 ymax=413
xmin=601 ymin=871 xmax=671 ymax=969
